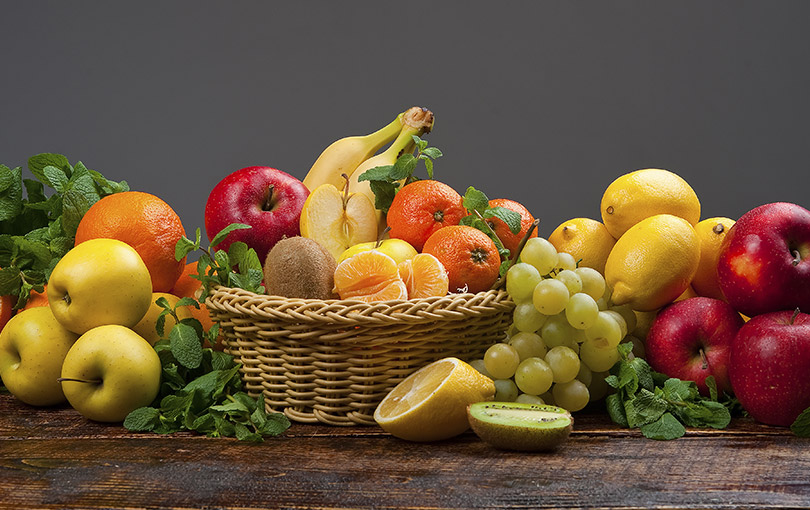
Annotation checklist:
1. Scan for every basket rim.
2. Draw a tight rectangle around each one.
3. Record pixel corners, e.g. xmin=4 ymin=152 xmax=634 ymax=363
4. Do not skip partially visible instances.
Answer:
xmin=205 ymin=285 xmax=515 ymax=325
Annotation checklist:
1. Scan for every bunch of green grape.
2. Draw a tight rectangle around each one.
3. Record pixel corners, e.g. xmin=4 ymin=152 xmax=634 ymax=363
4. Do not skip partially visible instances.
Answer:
xmin=470 ymin=237 xmax=645 ymax=412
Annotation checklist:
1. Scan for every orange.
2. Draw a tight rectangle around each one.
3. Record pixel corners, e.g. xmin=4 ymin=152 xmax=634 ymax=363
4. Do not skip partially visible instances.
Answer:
xmin=422 ymin=225 xmax=501 ymax=294
xmin=22 ymin=286 xmax=49 ymax=310
xmin=548 ymin=218 xmax=616 ymax=274
xmin=169 ymin=260 xmax=222 ymax=350
xmin=386 ymin=180 xmax=465 ymax=252
xmin=399 ymin=253 xmax=450 ymax=299
xmin=487 ymin=198 xmax=538 ymax=255
xmin=691 ymin=217 xmax=736 ymax=300
xmin=74 ymin=191 xmax=187 ymax=292
xmin=0 ymin=293 xmax=13 ymax=332
xmin=333 ymin=250 xmax=408 ymax=302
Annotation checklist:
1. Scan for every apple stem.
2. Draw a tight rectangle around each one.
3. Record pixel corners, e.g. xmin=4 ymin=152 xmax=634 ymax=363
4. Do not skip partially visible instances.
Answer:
xmin=699 ymin=348 xmax=709 ymax=370
xmin=791 ymin=307 xmax=801 ymax=325
xmin=262 ymin=185 xmax=276 ymax=211
xmin=62 ymin=292 xmax=71 ymax=306
xmin=57 ymin=377 xmax=102 ymax=384
xmin=376 ymin=226 xmax=391 ymax=248
xmin=792 ymin=249 xmax=802 ymax=266
xmin=341 ymin=173 xmax=351 ymax=208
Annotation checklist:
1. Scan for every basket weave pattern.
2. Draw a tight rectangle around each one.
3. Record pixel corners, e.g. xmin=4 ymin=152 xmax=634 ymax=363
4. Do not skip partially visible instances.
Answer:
xmin=205 ymin=286 xmax=515 ymax=426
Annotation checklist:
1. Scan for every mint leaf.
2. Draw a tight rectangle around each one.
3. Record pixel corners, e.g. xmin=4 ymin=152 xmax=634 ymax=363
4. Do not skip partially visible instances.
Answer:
xmin=28 ymin=153 xmax=70 ymax=182
xmin=169 ymin=323 xmax=203 ymax=369
xmin=390 ymin=154 xmax=417 ymax=181
xmin=210 ymin=223 xmax=251 ymax=249
xmin=356 ymin=165 xmax=394 ymax=183
xmin=462 ymin=186 xmax=489 ymax=213
xmin=641 ymin=412 xmax=686 ymax=440
xmin=0 ymin=165 xmax=23 ymax=222
xmin=626 ymin=389 xmax=668 ymax=428
xmin=422 ymin=147 xmax=443 ymax=160
xmin=0 ymin=267 xmax=21 ymax=295
xmin=42 ymin=165 xmax=70 ymax=192
xmin=791 ymin=407 xmax=810 ymax=437
xmin=605 ymin=393 xmax=629 ymax=427
xmin=124 ymin=407 xmax=161 ymax=431
xmin=484 ymin=207 xmax=522 ymax=235
xmin=369 ymin=180 xmax=398 ymax=212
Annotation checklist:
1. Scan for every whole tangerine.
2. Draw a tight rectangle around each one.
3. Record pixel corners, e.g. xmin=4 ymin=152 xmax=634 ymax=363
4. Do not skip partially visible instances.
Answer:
xmin=422 ymin=225 xmax=501 ymax=294
xmin=386 ymin=180 xmax=465 ymax=252
xmin=487 ymin=198 xmax=538 ymax=255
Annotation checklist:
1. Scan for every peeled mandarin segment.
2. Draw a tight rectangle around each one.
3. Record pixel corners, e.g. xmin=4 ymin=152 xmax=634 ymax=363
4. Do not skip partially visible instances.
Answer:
xmin=346 ymin=280 xmax=408 ymax=303
xmin=605 ymin=214 xmax=700 ymax=312
xmin=600 ymin=168 xmax=701 ymax=239
xmin=400 ymin=253 xmax=449 ymax=299
xmin=300 ymin=184 xmax=378 ymax=260
xmin=333 ymin=250 xmax=404 ymax=301
xmin=374 ymin=357 xmax=496 ymax=442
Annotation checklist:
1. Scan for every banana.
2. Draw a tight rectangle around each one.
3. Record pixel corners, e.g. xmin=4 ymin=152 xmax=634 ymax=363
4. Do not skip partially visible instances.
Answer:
xmin=347 ymin=107 xmax=435 ymax=235
xmin=302 ymin=112 xmax=405 ymax=191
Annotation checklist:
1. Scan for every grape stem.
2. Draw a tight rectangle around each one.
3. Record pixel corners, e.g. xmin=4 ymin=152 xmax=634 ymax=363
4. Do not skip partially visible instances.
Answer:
xmin=490 ymin=218 xmax=541 ymax=291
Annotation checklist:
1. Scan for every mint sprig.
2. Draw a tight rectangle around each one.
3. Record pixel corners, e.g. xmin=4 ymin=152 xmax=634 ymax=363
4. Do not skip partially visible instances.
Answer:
xmin=356 ymin=135 xmax=442 ymax=212
xmin=791 ymin=407 xmax=810 ymax=437
xmin=459 ymin=186 xmax=521 ymax=265
xmin=124 ymin=264 xmax=290 ymax=441
xmin=0 ymin=153 xmax=128 ymax=308
xmin=605 ymin=343 xmax=732 ymax=440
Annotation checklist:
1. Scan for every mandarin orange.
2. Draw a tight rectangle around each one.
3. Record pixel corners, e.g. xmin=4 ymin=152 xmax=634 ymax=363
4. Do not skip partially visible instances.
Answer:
xmin=487 ymin=198 xmax=538 ymax=255
xmin=74 ymin=191 xmax=187 ymax=292
xmin=386 ymin=180 xmax=465 ymax=252
xmin=333 ymin=250 xmax=408 ymax=302
xmin=422 ymin=225 xmax=501 ymax=294
xmin=22 ymin=286 xmax=49 ymax=310
xmin=398 ymin=253 xmax=449 ymax=299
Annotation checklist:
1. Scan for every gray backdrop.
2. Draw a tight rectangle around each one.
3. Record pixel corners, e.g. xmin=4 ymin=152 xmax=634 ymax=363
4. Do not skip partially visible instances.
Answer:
xmin=3 ymin=2 xmax=809 ymax=241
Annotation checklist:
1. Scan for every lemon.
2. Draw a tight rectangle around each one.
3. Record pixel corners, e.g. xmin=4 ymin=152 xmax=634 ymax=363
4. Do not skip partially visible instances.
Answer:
xmin=548 ymin=218 xmax=616 ymax=274
xmin=631 ymin=310 xmax=658 ymax=341
xmin=601 ymin=168 xmax=701 ymax=239
xmin=373 ymin=357 xmax=495 ymax=442
xmin=605 ymin=214 xmax=700 ymax=312
xmin=691 ymin=217 xmax=736 ymax=300
xmin=674 ymin=285 xmax=698 ymax=302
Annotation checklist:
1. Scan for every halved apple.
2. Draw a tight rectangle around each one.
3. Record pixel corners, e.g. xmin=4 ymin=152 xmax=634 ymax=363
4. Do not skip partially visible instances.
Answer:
xmin=299 ymin=181 xmax=378 ymax=260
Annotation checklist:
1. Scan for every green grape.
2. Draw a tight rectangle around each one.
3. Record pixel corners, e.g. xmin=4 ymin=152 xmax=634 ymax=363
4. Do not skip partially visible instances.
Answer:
xmin=555 ymin=252 xmax=577 ymax=271
xmin=505 ymin=263 xmax=543 ymax=303
xmin=483 ymin=343 xmax=521 ymax=379
xmin=520 ymin=238 xmax=559 ymax=275
xmin=552 ymin=379 xmax=590 ymax=412
xmin=596 ymin=297 xmax=609 ymax=310
xmin=540 ymin=314 xmax=578 ymax=348
xmin=468 ymin=358 xmax=492 ymax=379
xmin=601 ymin=309 xmax=628 ymax=338
xmin=539 ymin=390 xmax=555 ymax=406
xmin=515 ymin=393 xmax=546 ymax=405
xmin=579 ymin=338 xmax=621 ymax=372
xmin=493 ymin=378 xmax=519 ymax=402
xmin=513 ymin=357 xmax=554 ymax=395
xmin=576 ymin=363 xmax=593 ymax=387
xmin=575 ymin=267 xmax=606 ymax=300
xmin=585 ymin=311 xmax=623 ymax=348
xmin=565 ymin=292 xmax=599 ymax=330
xmin=513 ymin=302 xmax=548 ymax=333
xmin=611 ymin=304 xmax=638 ymax=334
xmin=544 ymin=345 xmax=580 ymax=384
xmin=532 ymin=278 xmax=570 ymax=315
xmin=588 ymin=371 xmax=610 ymax=401
xmin=509 ymin=331 xmax=547 ymax=361
xmin=555 ymin=269 xmax=583 ymax=295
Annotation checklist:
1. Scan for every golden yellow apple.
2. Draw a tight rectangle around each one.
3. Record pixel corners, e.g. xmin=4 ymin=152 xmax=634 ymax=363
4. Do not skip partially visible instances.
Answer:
xmin=338 ymin=238 xmax=418 ymax=265
xmin=132 ymin=292 xmax=194 ymax=345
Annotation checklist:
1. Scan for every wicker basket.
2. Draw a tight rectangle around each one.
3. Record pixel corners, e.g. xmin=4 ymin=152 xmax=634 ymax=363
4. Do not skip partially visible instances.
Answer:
xmin=204 ymin=286 xmax=515 ymax=426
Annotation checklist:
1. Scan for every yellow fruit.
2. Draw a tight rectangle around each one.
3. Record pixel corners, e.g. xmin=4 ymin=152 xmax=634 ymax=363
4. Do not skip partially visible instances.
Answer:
xmin=132 ymin=292 xmax=193 ymax=346
xmin=601 ymin=168 xmax=701 ymax=239
xmin=373 ymin=357 xmax=495 ymax=442
xmin=299 ymin=183 xmax=379 ymax=261
xmin=691 ymin=217 xmax=736 ymax=300
xmin=632 ymin=310 xmax=658 ymax=341
xmin=548 ymin=218 xmax=616 ymax=274
xmin=338 ymin=238 xmax=418 ymax=265
xmin=674 ymin=285 xmax=698 ymax=302
xmin=605 ymin=214 xmax=700 ymax=312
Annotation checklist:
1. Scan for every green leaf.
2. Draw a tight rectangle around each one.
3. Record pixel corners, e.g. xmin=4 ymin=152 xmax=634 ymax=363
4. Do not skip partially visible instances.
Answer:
xmin=123 ymin=407 xmax=161 ymax=431
xmin=705 ymin=375 xmax=719 ymax=401
xmin=791 ymin=407 xmax=810 ymax=437
xmin=210 ymin=223 xmax=251 ymax=249
xmin=0 ymin=165 xmax=23 ymax=222
xmin=28 ymin=153 xmax=70 ymax=182
xmin=421 ymin=147 xmax=443 ymax=160
xmin=625 ymin=389 xmax=668 ymax=428
xmin=169 ymin=323 xmax=203 ymax=369
xmin=0 ymin=267 xmax=22 ymax=295
xmin=411 ymin=134 xmax=428 ymax=151
xmin=641 ymin=412 xmax=686 ymax=440
xmin=369 ymin=180 xmax=397 ymax=212
xmin=462 ymin=186 xmax=489 ymax=213
xmin=175 ymin=235 xmax=198 ymax=262
xmin=43 ymin=165 xmax=70 ymax=192
xmin=423 ymin=157 xmax=434 ymax=179
xmin=356 ymin=165 xmax=394 ymax=182
xmin=389 ymin=154 xmax=417 ymax=181
xmin=605 ymin=393 xmax=629 ymax=427
xmin=484 ymin=207 xmax=522 ymax=234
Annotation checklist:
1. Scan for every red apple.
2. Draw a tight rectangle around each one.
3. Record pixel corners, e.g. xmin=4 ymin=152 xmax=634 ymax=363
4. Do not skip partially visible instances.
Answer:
xmin=729 ymin=309 xmax=810 ymax=427
xmin=204 ymin=166 xmax=310 ymax=263
xmin=717 ymin=202 xmax=810 ymax=317
xmin=646 ymin=297 xmax=744 ymax=396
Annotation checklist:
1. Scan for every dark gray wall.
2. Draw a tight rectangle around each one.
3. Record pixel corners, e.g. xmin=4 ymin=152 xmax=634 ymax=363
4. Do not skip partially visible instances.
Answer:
xmin=3 ymin=2 xmax=809 ymax=240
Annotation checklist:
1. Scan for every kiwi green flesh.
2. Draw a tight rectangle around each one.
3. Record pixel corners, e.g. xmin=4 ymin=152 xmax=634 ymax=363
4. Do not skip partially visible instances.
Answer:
xmin=467 ymin=402 xmax=573 ymax=452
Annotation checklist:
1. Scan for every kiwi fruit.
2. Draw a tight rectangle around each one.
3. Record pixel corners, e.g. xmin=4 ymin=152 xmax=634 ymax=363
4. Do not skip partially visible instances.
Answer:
xmin=467 ymin=402 xmax=573 ymax=452
xmin=263 ymin=236 xmax=338 ymax=300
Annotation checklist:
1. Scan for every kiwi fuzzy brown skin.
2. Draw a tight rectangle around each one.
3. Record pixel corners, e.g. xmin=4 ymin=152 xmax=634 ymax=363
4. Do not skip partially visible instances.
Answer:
xmin=263 ymin=236 xmax=338 ymax=300
xmin=467 ymin=402 xmax=573 ymax=452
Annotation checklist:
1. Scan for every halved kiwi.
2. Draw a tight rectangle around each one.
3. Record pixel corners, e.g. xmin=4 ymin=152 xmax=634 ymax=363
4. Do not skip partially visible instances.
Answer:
xmin=467 ymin=402 xmax=573 ymax=452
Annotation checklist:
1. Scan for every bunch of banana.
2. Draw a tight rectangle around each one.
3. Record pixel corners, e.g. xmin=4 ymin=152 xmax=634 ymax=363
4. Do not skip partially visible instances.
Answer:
xmin=347 ymin=107 xmax=434 ymax=234
xmin=302 ymin=111 xmax=405 ymax=191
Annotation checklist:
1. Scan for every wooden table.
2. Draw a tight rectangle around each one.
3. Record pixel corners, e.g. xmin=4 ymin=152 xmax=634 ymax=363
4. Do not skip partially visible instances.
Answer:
xmin=1 ymin=392 xmax=808 ymax=509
